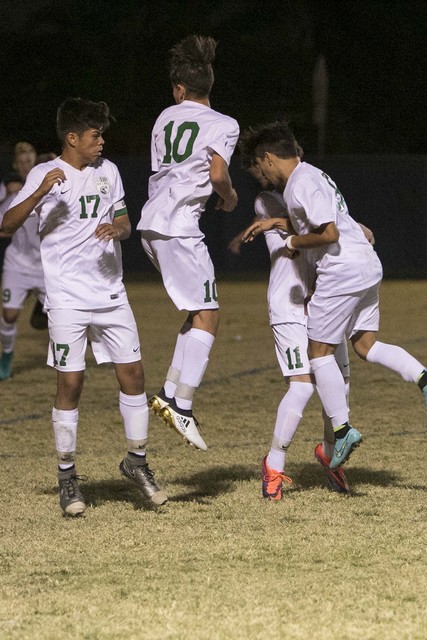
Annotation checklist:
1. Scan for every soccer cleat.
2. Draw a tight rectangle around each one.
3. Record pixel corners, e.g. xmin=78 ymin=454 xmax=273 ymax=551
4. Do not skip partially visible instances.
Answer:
xmin=119 ymin=457 xmax=168 ymax=506
xmin=148 ymin=388 xmax=171 ymax=417
xmin=58 ymin=469 xmax=86 ymax=517
xmin=314 ymin=443 xmax=350 ymax=493
xmin=159 ymin=399 xmax=207 ymax=451
xmin=329 ymin=426 xmax=362 ymax=470
xmin=261 ymin=455 xmax=292 ymax=501
xmin=0 ymin=351 xmax=13 ymax=381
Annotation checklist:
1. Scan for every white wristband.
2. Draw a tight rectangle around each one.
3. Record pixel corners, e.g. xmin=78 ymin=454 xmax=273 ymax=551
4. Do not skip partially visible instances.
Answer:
xmin=285 ymin=235 xmax=296 ymax=250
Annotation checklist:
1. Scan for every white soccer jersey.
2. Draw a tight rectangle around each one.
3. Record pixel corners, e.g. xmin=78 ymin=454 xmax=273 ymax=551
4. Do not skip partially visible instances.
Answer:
xmin=255 ymin=191 xmax=310 ymax=325
xmin=137 ymin=100 xmax=239 ymax=237
xmin=10 ymin=157 xmax=128 ymax=310
xmin=0 ymin=194 xmax=43 ymax=277
xmin=283 ymin=162 xmax=383 ymax=295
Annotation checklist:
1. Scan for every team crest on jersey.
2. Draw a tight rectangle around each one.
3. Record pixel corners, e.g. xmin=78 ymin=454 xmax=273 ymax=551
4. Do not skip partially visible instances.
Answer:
xmin=94 ymin=176 xmax=110 ymax=195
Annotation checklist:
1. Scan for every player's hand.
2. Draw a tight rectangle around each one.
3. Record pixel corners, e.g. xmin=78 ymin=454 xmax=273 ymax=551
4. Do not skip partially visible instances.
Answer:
xmin=95 ymin=223 xmax=120 ymax=241
xmin=36 ymin=169 xmax=66 ymax=197
xmin=228 ymin=234 xmax=244 ymax=255
xmin=216 ymin=189 xmax=238 ymax=212
xmin=242 ymin=219 xmax=275 ymax=242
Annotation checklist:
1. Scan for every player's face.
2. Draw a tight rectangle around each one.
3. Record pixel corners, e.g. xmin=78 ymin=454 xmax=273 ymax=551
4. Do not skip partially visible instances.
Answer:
xmin=247 ymin=164 xmax=271 ymax=189
xmin=75 ymin=128 xmax=105 ymax=164
xmin=256 ymin=154 xmax=281 ymax=187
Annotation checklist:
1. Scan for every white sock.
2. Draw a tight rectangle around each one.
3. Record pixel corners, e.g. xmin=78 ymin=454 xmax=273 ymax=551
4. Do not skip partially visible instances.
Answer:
xmin=175 ymin=328 xmax=215 ymax=411
xmin=268 ymin=382 xmax=316 ymax=471
xmin=119 ymin=392 xmax=149 ymax=456
xmin=366 ymin=341 xmax=425 ymax=383
xmin=52 ymin=407 xmax=78 ymax=469
xmin=0 ymin=317 xmax=17 ymax=353
xmin=322 ymin=380 xmax=350 ymax=457
xmin=164 ymin=322 xmax=191 ymax=398
xmin=310 ymin=355 xmax=349 ymax=428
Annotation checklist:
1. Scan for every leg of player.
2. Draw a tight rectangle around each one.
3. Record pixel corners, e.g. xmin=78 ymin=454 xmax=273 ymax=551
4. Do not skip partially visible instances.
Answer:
xmin=115 ymin=360 xmax=167 ymax=506
xmin=0 ymin=309 xmax=19 ymax=380
xmin=53 ymin=370 xmax=86 ymax=517
xmin=315 ymin=340 xmax=351 ymax=493
xmin=149 ymin=319 xmax=192 ymax=416
xmin=309 ymin=342 xmax=362 ymax=470
xmin=159 ymin=309 xmax=218 ymax=451
xmin=352 ymin=330 xmax=427 ymax=425
xmin=262 ymin=379 xmax=315 ymax=500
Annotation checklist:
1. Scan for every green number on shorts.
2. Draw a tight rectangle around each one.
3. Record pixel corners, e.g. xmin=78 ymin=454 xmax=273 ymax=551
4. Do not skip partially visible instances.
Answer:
xmin=163 ymin=121 xmax=200 ymax=163
xmin=2 ymin=289 xmax=11 ymax=303
xmin=52 ymin=342 xmax=70 ymax=367
xmin=285 ymin=346 xmax=304 ymax=370
xmin=203 ymin=279 xmax=218 ymax=303
xmin=79 ymin=194 xmax=100 ymax=218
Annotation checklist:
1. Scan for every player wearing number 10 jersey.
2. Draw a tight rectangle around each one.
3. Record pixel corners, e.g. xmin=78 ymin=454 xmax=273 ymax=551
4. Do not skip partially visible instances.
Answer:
xmin=3 ymin=98 xmax=166 ymax=516
xmin=138 ymin=35 xmax=239 ymax=451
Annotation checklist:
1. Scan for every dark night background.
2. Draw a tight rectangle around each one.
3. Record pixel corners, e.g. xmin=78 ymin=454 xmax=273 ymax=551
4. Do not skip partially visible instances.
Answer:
xmin=0 ymin=0 xmax=426 ymax=276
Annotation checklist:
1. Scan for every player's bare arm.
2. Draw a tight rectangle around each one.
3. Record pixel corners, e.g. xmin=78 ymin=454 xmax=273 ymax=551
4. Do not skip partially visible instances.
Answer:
xmin=2 ymin=168 xmax=66 ymax=234
xmin=210 ymin=153 xmax=238 ymax=212
xmin=284 ymin=222 xmax=339 ymax=258
xmin=95 ymin=213 xmax=131 ymax=242
xmin=242 ymin=217 xmax=293 ymax=242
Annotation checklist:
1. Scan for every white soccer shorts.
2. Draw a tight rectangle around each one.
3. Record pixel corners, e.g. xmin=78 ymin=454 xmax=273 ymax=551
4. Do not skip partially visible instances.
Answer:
xmin=1 ymin=268 xmax=46 ymax=309
xmin=307 ymin=282 xmax=381 ymax=344
xmin=47 ymin=304 xmax=141 ymax=371
xmin=273 ymin=322 xmax=350 ymax=379
xmin=141 ymin=231 xmax=219 ymax=311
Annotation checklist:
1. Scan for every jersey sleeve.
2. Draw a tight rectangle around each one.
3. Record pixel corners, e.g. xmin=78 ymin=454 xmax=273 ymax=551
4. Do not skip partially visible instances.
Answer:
xmin=208 ymin=117 xmax=239 ymax=165
xmin=292 ymin=176 xmax=335 ymax=228
xmin=9 ymin=165 xmax=47 ymax=210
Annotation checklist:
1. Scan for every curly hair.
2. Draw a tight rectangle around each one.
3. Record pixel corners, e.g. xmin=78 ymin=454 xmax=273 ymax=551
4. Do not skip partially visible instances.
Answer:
xmin=239 ymin=121 xmax=303 ymax=165
xmin=56 ymin=98 xmax=112 ymax=143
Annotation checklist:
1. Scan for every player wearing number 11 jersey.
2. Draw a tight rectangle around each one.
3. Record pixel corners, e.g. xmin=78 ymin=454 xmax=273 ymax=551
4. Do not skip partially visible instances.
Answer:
xmin=138 ymin=35 xmax=239 ymax=451
xmin=3 ymin=98 xmax=166 ymax=516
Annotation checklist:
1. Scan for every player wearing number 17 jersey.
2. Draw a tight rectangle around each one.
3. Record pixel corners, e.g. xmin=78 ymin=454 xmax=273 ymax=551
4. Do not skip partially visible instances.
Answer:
xmin=3 ymin=98 xmax=166 ymax=516
xmin=138 ymin=35 xmax=239 ymax=451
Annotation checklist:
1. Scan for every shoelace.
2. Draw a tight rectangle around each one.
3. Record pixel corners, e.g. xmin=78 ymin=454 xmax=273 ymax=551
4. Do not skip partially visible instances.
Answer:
xmin=62 ymin=475 xmax=87 ymax=497
xmin=263 ymin=470 xmax=292 ymax=485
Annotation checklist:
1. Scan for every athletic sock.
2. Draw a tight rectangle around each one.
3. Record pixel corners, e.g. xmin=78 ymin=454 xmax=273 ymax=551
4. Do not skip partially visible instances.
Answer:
xmin=366 ymin=341 xmax=426 ymax=383
xmin=0 ymin=317 xmax=17 ymax=353
xmin=310 ymin=355 xmax=349 ymax=428
xmin=268 ymin=381 xmax=315 ymax=471
xmin=175 ymin=328 xmax=215 ymax=411
xmin=52 ymin=407 xmax=78 ymax=467
xmin=119 ymin=392 xmax=149 ymax=456
xmin=164 ymin=322 xmax=191 ymax=398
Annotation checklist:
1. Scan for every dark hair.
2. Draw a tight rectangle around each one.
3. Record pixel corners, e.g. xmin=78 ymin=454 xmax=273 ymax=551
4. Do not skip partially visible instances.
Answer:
xmin=169 ymin=35 xmax=217 ymax=97
xmin=56 ymin=98 xmax=112 ymax=143
xmin=239 ymin=121 xmax=303 ymax=165
xmin=3 ymin=172 xmax=24 ymax=186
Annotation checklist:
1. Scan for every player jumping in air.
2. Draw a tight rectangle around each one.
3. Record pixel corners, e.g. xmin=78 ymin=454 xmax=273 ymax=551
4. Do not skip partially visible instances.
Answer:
xmin=138 ymin=35 xmax=239 ymax=451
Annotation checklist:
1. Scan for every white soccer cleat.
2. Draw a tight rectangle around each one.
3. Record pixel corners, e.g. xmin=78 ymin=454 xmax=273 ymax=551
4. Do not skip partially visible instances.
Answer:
xmin=159 ymin=399 xmax=208 ymax=451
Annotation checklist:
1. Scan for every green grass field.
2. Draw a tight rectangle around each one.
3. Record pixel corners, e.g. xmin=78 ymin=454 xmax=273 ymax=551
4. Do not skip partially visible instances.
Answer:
xmin=1 ymin=278 xmax=426 ymax=640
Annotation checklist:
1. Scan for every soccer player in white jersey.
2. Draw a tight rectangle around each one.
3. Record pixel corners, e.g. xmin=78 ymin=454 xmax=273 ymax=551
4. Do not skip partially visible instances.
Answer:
xmin=2 ymin=98 xmax=167 ymax=516
xmin=241 ymin=121 xmax=427 ymax=470
xmin=0 ymin=172 xmax=47 ymax=379
xmin=231 ymin=164 xmax=351 ymax=498
xmin=138 ymin=36 xmax=239 ymax=451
